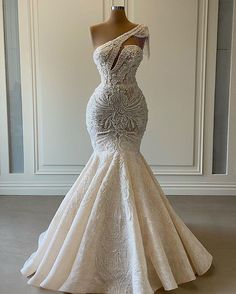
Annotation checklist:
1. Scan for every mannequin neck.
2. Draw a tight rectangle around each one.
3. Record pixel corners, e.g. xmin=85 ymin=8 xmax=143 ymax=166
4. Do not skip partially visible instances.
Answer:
xmin=107 ymin=6 xmax=130 ymax=25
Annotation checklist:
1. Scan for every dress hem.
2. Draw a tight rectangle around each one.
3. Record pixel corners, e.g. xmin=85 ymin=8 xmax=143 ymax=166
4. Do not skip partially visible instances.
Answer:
xmin=23 ymin=254 xmax=213 ymax=294
xmin=153 ymin=254 xmax=213 ymax=292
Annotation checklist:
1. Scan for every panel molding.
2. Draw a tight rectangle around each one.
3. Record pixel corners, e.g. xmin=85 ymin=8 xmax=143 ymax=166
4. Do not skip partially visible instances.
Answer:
xmin=26 ymin=0 xmax=210 ymax=175
xmin=142 ymin=0 xmax=209 ymax=175
xmin=28 ymin=0 xmax=97 ymax=175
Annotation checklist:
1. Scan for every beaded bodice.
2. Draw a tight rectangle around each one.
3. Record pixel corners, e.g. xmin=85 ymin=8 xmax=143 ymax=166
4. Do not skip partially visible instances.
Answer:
xmin=86 ymin=24 xmax=150 ymax=153
xmin=93 ymin=24 xmax=149 ymax=86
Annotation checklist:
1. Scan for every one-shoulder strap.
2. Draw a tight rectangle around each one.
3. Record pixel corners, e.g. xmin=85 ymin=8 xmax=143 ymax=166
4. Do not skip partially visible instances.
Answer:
xmin=118 ymin=24 xmax=150 ymax=59
xmin=108 ymin=24 xmax=150 ymax=69
xmin=134 ymin=25 xmax=150 ymax=59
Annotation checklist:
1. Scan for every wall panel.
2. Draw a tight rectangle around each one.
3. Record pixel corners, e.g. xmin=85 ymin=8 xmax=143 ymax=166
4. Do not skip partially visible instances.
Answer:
xmin=0 ymin=0 xmax=235 ymax=195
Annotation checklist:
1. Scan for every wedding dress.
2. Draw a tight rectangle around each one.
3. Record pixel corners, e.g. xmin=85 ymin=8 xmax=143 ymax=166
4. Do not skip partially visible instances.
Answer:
xmin=20 ymin=23 xmax=213 ymax=293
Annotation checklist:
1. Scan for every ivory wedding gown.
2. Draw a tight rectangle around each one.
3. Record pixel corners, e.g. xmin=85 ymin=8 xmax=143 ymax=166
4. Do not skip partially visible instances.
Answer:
xmin=20 ymin=24 xmax=213 ymax=293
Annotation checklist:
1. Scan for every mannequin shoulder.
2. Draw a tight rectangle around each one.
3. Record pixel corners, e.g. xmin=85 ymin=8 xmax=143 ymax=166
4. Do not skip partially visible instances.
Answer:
xmin=89 ymin=23 xmax=108 ymax=48
xmin=89 ymin=23 xmax=107 ymax=36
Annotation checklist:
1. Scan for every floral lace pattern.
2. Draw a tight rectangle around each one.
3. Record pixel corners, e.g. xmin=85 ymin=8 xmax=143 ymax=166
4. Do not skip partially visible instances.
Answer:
xmin=20 ymin=23 xmax=213 ymax=294
xmin=86 ymin=24 xmax=149 ymax=153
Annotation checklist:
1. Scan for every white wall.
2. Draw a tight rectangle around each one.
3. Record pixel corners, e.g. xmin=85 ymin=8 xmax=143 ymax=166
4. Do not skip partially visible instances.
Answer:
xmin=0 ymin=0 xmax=236 ymax=195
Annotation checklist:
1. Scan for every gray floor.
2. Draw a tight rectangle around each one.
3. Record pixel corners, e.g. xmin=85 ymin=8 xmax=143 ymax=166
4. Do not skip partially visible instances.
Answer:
xmin=0 ymin=195 xmax=235 ymax=294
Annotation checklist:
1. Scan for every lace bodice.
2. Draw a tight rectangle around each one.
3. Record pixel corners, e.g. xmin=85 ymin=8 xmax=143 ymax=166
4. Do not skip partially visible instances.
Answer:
xmin=93 ymin=24 xmax=150 ymax=86
xmin=86 ymin=24 xmax=150 ymax=154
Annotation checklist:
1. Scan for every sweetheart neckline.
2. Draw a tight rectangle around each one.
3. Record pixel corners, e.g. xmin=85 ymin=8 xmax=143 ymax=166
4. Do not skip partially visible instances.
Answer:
xmin=110 ymin=45 xmax=143 ymax=72
xmin=93 ymin=23 xmax=144 ymax=55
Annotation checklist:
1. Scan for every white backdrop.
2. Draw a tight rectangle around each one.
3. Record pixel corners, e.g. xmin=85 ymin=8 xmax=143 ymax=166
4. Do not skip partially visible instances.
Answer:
xmin=0 ymin=0 xmax=236 ymax=195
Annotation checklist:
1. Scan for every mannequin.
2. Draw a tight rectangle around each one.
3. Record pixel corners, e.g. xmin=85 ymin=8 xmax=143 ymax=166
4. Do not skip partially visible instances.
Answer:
xmin=90 ymin=5 xmax=145 ymax=51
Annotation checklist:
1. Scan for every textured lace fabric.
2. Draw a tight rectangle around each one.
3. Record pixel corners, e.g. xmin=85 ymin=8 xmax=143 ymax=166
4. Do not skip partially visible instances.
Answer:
xmin=86 ymin=24 xmax=149 ymax=154
xmin=20 ymin=24 xmax=213 ymax=294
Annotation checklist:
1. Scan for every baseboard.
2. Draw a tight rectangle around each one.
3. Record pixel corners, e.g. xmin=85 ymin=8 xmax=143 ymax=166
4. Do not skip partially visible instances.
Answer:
xmin=0 ymin=182 xmax=236 ymax=196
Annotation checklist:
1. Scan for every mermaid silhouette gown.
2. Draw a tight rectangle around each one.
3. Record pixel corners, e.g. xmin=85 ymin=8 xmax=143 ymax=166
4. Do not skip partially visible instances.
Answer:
xmin=20 ymin=24 xmax=213 ymax=293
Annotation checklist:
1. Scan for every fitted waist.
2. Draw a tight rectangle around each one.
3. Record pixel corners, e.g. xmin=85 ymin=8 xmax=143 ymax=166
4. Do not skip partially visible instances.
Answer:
xmin=99 ymin=80 xmax=138 ymax=88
